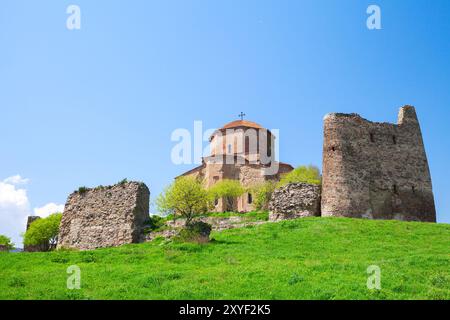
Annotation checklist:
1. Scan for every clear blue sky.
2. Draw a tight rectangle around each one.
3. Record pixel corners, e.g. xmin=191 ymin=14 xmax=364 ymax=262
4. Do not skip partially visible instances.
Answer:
xmin=1 ymin=0 xmax=449 ymax=243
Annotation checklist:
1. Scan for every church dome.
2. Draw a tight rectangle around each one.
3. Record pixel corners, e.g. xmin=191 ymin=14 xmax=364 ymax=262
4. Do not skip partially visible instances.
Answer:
xmin=221 ymin=120 xmax=264 ymax=130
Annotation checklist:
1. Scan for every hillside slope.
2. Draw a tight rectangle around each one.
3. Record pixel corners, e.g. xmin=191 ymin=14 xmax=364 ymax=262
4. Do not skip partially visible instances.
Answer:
xmin=0 ymin=217 xmax=449 ymax=300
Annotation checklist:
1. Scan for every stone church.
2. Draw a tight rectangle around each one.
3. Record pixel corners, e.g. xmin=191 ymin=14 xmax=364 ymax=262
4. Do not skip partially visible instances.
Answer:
xmin=178 ymin=117 xmax=293 ymax=212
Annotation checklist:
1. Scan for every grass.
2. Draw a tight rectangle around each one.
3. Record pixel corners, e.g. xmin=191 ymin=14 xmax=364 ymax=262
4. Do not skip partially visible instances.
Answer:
xmin=0 ymin=217 xmax=449 ymax=300
xmin=163 ymin=210 xmax=269 ymax=221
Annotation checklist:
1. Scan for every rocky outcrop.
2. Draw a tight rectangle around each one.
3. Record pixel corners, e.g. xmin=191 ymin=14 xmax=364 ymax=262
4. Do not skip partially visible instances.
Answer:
xmin=269 ymin=183 xmax=321 ymax=221
xmin=57 ymin=181 xmax=150 ymax=250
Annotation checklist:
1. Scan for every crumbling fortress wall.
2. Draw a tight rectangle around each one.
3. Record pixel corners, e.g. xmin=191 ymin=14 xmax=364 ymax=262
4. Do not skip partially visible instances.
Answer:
xmin=321 ymin=106 xmax=436 ymax=222
xmin=57 ymin=181 xmax=150 ymax=250
xmin=269 ymin=183 xmax=321 ymax=221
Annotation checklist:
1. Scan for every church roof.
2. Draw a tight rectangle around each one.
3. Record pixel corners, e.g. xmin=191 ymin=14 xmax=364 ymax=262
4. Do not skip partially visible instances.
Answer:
xmin=221 ymin=120 xmax=264 ymax=130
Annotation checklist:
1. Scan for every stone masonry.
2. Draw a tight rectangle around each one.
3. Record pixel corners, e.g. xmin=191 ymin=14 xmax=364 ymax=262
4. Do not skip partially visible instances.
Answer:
xmin=321 ymin=106 xmax=436 ymax=222
xmin=57 ymin=181 xmax=150 ymax=250
xmin=269 ymin=183 xmax=321 ymax=221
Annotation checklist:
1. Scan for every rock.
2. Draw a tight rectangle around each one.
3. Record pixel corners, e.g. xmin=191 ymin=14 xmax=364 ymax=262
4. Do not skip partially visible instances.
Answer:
xmin=57 ymin=181 xmax=150 ymax=250
xmin=268 ymin=183 xmax=321 ymax=221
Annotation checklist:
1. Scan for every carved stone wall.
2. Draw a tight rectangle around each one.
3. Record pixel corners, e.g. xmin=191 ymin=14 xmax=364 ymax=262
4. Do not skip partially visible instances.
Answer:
xmin=269 ymin=183 xmax=321 ymax=221
xmin=57 ymin=181 xmax=150 ymax=250
xmin=321 ymin=106 xmax=436 ymax=222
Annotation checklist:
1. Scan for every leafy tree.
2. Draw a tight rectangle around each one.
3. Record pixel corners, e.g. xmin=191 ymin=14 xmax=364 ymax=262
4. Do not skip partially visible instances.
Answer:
xmin=277 ymin=165 xmax=321 ymax=188
xmin=23 ymin=213 xmax=62 ymax=250
xmin=208 ymin=179 xmax=245 ymax=211
xmin=0 ymin=235 xmax=14 ymax=251
xmin=156 ymin=176 xmax=211 ymax=225
xmin=250 ymin=180 xmax=277 ymax=211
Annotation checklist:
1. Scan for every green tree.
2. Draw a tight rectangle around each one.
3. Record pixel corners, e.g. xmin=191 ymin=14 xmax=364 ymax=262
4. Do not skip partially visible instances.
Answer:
xmin=156 ymin=176 xmax=211 ymax=225
xmin=209 ymin=179 xmax=245 ymax=212
xmin=250 ymin=180 xmax=277 ymax=211
xmin=277 ymin=165 xmax=321 ymax=188
xmin=0 ymin=235 xmax=14 ymax=251
xmin=23 ymin=213 xmax=62 ymax=250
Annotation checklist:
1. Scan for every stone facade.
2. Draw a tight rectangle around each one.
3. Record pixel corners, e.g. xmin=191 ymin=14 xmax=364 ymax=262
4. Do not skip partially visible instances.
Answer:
xmin=269 ymin=183 xmax=321 ymax=221
xmin=178 ymin=119 xmax=294 ymax=212
xmin=322 ymin=106 xmax=436 ymax=222
xmin=24 ymin=216 xmax=50 ymax=252
xmin=57 ymin=181 xmax=150 ymax=250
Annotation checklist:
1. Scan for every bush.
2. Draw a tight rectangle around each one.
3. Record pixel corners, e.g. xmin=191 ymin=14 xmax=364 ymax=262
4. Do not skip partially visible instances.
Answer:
xmin=176 ymin=221 xmax=212 ymax=243
xmin=156 ymin=176 xmax=211 ymax=225
xmin=250 ymin=181 xmax=277 ymax=211
xmin=145 ymin=215 xmax=166 ymax=232
xmin=277 ymin=165 xmax=321 ymax=188
xmin=77 ymin=186 xmax=89 ymax=194
xmin=0 ymin=235 xmax=14 ymax=251
xmin=23 ymin=213 xmax=62 ymax=250
xmin=208 ymin=179 xmax=245 ymax=211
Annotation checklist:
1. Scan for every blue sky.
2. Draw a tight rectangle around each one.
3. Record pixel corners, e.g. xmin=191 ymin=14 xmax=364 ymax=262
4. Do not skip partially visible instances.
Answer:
xmin=1 ymin=0 xmax=449 ymax=245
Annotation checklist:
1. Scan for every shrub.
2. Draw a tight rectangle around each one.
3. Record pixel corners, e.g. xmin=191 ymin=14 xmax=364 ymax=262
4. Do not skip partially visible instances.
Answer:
xmin=277 ymin=165 xmax=321 ymax=188
xmin=208 ymin=179 xmax=245 ymax=211
xmin=118 ymin=178 xmax=128 ymax=186
xmin=250 ymin=181 xmax=277 ymax=211
xmin=78 ymin=186 xmax=89 ymax=194
xmin=156 ymin=176 xmax=211 ymax=225
xmin=0 ymin=235 xmax=14 ymax=251
xmin=23 ymin=213 xmax=62 ymax=250
xmin=145 ymin=215 xmax=166 ymax=232
xmin=176 ymin=221 xmax=212 ymax=243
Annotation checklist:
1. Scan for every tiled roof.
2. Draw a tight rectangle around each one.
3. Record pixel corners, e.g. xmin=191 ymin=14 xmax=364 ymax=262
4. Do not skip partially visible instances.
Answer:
xmin=221 ymin=120 xmax=263 ymax=130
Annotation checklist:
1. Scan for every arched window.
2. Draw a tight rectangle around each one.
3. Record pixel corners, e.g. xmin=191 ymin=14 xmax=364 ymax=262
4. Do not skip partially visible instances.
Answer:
xmin=247 ymin=193 xmax=253 ymax=204
xmin=245 ymin=136 xmax=250 ymax=154
xmin=370 ymin=133 xmax=375 ymax=143
xmin=228 ymin=144 xmax=232 ymax=154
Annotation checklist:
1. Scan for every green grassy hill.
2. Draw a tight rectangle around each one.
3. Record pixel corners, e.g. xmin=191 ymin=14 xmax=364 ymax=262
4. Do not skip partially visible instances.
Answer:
xmin=0 ymin=217 xmax=449 ymax=300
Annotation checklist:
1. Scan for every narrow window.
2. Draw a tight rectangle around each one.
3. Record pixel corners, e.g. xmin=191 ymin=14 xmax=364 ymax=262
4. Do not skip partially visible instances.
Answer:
xmin=412 ymin=186 xmax=416 ymax=193
xmin=393 ymin=135 xmax=397 ymax=144
xmin=247 ymin=193 xmax=253 ymax=204
xmin=370 ymin=133 xmax=375 ymax=143
xmin=393 ymin=184 xmax=398 ymax=194
xmin=227 ymin=144 xmax=232 ymax=154
xmin=245 ymin=136 xmax=250 ymax=154
xmin=214 ymin=198 xmax=219 ymax=206
xmin=331 ymin=146 xmax=336 ymax=152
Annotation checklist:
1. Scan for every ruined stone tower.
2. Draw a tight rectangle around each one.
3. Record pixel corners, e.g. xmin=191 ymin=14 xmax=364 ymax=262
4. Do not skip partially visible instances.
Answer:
xmin=321 ymin=106 xmax=436 ymax=222
xmin=58 ymin=181 xmax=150 ymax=250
